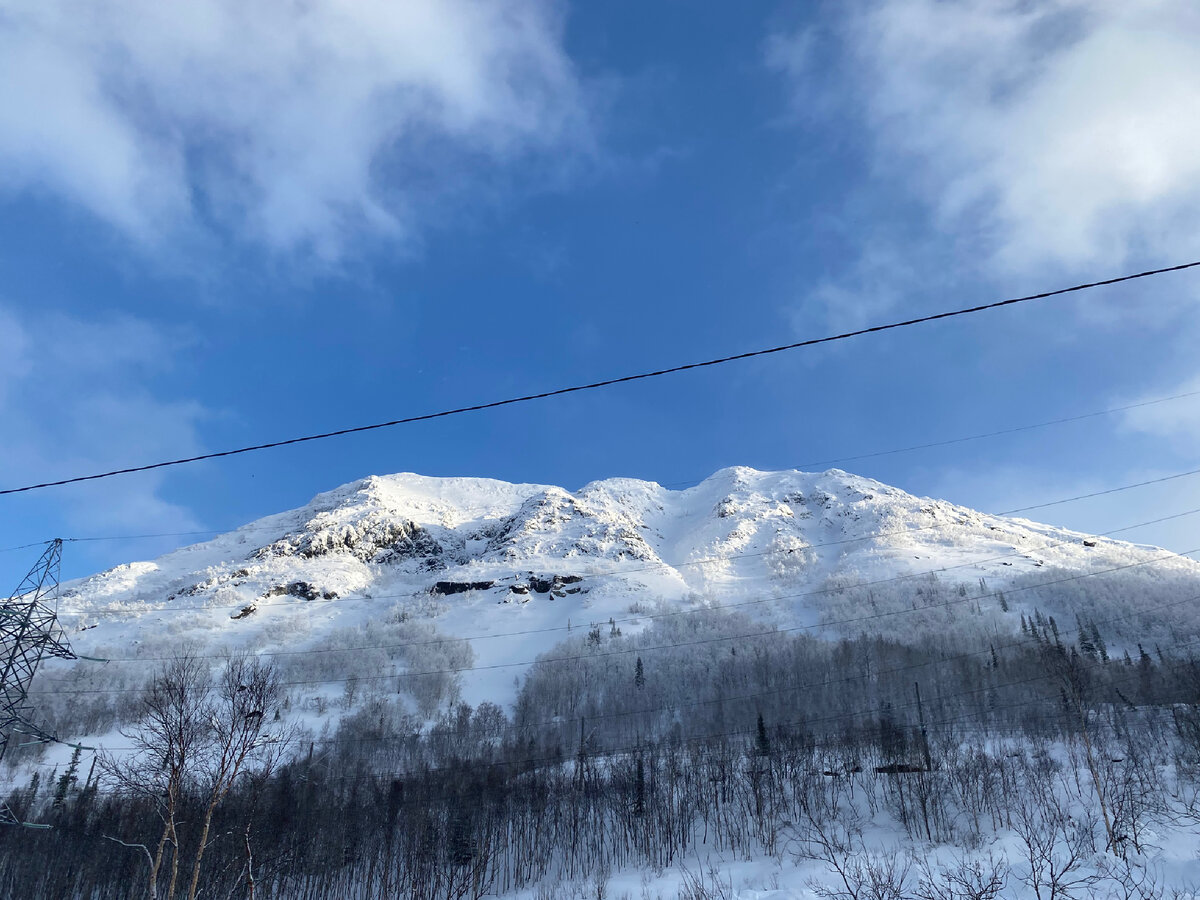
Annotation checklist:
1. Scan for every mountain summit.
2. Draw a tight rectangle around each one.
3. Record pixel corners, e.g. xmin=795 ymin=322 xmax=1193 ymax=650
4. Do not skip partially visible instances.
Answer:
xmin=45 ymin=467 xmax=1199 ymax=719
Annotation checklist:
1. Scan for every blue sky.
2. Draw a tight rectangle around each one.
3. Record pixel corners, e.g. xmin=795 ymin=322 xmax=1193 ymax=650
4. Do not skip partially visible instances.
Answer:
xmin=2 ymin=0 xmax=1200 ymax=586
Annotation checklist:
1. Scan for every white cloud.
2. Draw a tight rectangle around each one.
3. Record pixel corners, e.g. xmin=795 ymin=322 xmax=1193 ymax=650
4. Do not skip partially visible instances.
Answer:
xmin=763 ymin=27 xmax=815 ymax=84
xmin=795 ymin=241 xmax=918 ymax=333
xmin=0 ymin=304 xmax=207 ymax=538
xmin=1120 ymin=374 xmax=1200 ymax=448
xmin=770 ymin=0 xmax=1200 ymax=273
xmin=0 ymin=0 xmax=589 ymax=257
xmin=765 ymin=4 xmax=1200 ymax=559
xmin=0 ymin=306 xmax=33 ymax=401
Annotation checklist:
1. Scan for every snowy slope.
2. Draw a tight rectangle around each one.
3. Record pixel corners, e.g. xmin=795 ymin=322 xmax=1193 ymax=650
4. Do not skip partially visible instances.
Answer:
xmin=34 ymin=467 xmax=1200 ymax=733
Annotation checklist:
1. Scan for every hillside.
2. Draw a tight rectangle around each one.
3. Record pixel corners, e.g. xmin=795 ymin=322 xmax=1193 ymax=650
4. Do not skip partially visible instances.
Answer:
xmin=13 ymin=467 xmax=1200 ymax=899
xmin=35 ymin=466 xmax=1200 ymax=727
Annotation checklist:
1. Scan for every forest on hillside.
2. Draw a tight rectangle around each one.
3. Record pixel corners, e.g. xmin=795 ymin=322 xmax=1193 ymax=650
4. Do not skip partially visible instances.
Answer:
xmin=4 ymin=593 xmax=1200 ymax=899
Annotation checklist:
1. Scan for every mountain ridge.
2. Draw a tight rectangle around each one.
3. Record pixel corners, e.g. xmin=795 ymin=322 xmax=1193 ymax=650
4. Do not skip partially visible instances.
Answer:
xmin=35 ymin=466 xmax=1200 ymax=744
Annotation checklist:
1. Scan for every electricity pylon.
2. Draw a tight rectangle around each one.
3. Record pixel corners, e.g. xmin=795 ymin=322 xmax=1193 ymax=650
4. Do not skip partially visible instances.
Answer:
xmin=0 ymin=539 xmax=76 ymax=827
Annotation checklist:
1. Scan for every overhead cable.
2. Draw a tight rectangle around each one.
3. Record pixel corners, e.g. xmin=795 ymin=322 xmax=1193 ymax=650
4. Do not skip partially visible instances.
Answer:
xmin=4 ymin=260 xmax=1197 ymax=497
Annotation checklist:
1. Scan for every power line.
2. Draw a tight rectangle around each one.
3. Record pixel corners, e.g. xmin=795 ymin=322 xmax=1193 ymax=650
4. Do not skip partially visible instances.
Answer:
xmin=17 ymin=472 xmax=1198 ymax=788
xmin=423 ymin=591 xmax=1200 ymax=735
xmin=25 ymin=645 xmax=1178 ymax=794
xmin=312 ymin=630 xmax=1200 ymax=774
xmin=663 ymin=386 xmax=1200 ymax=488
xmin=41 ymin=625 xmax=1199 ymax=788
xmin=4 ymin=383 xmax=1198 ymax=556
xmin=32 ymin=546 xmax=1199 ymax=694
xmin=64 ymin=506 xmax=1200 ymax=660
xmin=1001 ymin=468 xmax=1200 ymax=514
xmin=56 ymin=474 xmax=1200 ymax=620
xmin=4 ymin=260 xmax=1197 ymax=498
xmin=0 ymin=542 xmax=56 ymax=556
xmin=31 ymin=580 xmax=1194 ymax=762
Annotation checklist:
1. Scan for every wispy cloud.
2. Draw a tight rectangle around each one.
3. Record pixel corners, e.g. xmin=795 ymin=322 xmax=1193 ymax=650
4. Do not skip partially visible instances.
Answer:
xmin=0 ymin=305 xmax=207 ymax=538
xmin=772 ymin=0 xmax=1200 ymax=275
xmin=766 ymin=3 xmax=1200 ymax=534
xmin=0 ymin=0 xmax=591 ymax=259
xmin=793 ymin=241 xmax=919 ymax=334
xmin=1120 ymin=375 xmax=1200 ymax=449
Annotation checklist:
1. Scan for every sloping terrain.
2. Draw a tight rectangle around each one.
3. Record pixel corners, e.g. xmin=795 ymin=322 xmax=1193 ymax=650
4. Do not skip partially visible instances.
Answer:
xmin=32 ymin=466 xmax=1200 ymax=731
xmin=11 ymin=467 xmax=1200 ymax=900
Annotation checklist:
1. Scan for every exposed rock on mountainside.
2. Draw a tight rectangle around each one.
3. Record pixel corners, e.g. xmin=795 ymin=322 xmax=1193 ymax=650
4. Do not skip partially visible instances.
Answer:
xmin=46 ymin=467 xmax=1200 ymax=718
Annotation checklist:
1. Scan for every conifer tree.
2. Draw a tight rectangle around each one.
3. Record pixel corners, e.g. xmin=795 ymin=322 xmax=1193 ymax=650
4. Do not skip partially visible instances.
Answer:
xmin=634 ymin=754 xmax=645 ymax=819
xmin=1090 ymin=621 xmax=1108 ymax=662
xmin=53 ymin=748 xmax=81 ymax=811
xmin=755 ymin=713 xmax=771 ymax=758
xmin=1078 ymin=614 xmax=1097 ymax=658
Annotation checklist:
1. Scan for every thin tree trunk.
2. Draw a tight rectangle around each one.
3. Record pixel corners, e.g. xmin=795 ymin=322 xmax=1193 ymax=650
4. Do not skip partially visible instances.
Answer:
xmin=148 ymin=825 xmax=166 ymax=899
xmin=148 ymin=788 xmax=177 ymax=900
xmin=186 ymin=797 xmax=221 ymax=900
xmin=166 ymin=818 xmax=182 ymax=900
xmin=244 ymin=821 xmax=256 ymax=900
xmin=1079 ymin=712 xmax=1116 ymax=854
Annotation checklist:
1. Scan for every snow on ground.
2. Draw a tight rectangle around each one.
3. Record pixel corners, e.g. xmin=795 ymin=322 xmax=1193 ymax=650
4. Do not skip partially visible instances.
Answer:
xmin=17 ymin=466 xmax=1200 ymax=771
xmin=494 ymin=837 xmax=1200 ymax=899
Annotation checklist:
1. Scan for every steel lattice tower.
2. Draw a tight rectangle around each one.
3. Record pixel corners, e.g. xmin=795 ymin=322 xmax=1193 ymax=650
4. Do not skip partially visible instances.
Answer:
xmin=0 ymin=539 xmax=76 ymax=826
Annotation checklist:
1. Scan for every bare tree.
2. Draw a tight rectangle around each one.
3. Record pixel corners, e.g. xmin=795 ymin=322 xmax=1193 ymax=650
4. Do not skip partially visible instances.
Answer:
xmin=792 ymin=805 xmax=912 ymax=900
xmin=1053 ymin=648 xmax=1117 ymax=855
xmin=99 ymin=654 xmax=211 ymax=900
xmin=233 ymin=717 xmax=299 ymax=900
xmin=914 ymin=853 xmax=1007 ymax=900
xmin=1011 ymin=774 xmax=1100 ymax=900
xmin=185 ymin=653 xmax=289 ymax=900
xmin=678 ymin=861 xmax=735 ymax=900
xmin=1096 ymin=856 xmax=1165 ymax=900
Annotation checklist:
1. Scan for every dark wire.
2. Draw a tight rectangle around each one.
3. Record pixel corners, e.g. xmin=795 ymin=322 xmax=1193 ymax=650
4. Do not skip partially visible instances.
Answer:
xmin=4 ymin=260 xmax=1197 ymax=497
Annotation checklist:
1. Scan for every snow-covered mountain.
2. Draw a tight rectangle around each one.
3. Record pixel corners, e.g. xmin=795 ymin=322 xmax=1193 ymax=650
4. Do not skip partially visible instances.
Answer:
xmin=43 ymin=467 xmax=1200 ymax=723
xmin=17 ymin=466 xmax=1200 ymax=898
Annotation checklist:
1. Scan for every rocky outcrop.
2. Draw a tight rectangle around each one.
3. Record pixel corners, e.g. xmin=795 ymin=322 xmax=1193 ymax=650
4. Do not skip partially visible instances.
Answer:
xmin=264 ymin=581 xmax=337 ymax=601
xmin=431 ymin=580 xmax=496 ymax=596
xmin=255 ymin=516 xmax=445 ymax=564
xmin=526 ymin=574 xmax=584 ymax=594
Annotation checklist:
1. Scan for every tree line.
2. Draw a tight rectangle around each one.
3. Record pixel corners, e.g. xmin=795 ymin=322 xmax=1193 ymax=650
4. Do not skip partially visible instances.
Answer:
xmin=2 ymin=601 xmax=1200 ymax=898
